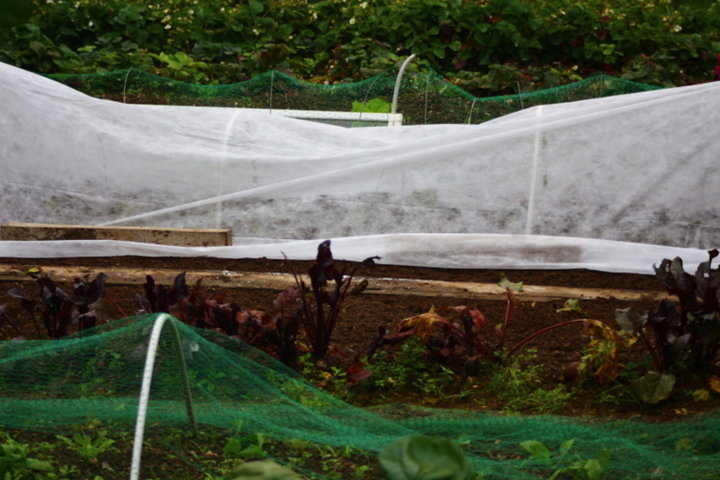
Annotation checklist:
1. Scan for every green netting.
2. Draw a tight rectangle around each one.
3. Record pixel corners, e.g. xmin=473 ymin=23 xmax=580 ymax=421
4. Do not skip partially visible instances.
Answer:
xmin=1 ymin=314 xmax=718 ymax=479
xmin=46 ymin=69 xmax=661 ymax=124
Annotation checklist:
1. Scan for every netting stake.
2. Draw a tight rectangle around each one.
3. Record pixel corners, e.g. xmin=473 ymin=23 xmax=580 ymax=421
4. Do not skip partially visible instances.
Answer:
xmin=423 ymin=74 xmax=430 ymax=124
xmin=466 ymin=99 xmax=476 ymax=124
xmin=360 ymin=73 xmax=382 ymax=105
xmin=122 ymin=69 xmax=132 ymax=103
xmin=130 ymin=313 xmax=198 ymax=480
xmin=391 ymin=54 xmax=416 ymax=114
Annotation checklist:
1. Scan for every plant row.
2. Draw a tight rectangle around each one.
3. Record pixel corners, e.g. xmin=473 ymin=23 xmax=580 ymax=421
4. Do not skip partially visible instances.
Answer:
xmin=1 ymin=0 xmax=719 ymax=95
xmin=1 ymin=420 xmax=622 ymax=480
xmin=0 ymin=420 xmax=384 ymax=480
xmin=2 ymin=241 xmax=720 ymax=409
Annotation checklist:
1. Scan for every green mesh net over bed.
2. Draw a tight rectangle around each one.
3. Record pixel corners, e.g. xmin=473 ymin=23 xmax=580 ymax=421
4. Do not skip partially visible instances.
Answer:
xmin=46 ymin=69 xmax=660 ymax=125
xmin=1 ymin=314 xmax=718 ymax=479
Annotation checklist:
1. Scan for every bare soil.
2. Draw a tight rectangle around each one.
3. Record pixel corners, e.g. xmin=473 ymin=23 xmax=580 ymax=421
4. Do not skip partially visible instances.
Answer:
xmin=1 ymin=255 xmax=718 ymax=421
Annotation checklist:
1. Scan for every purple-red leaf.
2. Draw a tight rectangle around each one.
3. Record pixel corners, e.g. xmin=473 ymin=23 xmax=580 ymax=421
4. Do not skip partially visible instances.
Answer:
xmin=347 ymin=361 xmax=373 ymax=383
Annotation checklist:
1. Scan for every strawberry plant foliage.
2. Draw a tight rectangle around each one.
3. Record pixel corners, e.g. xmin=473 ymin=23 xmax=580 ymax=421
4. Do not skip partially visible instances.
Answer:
xmin=4 ymin=0 xmax=719 ymax=93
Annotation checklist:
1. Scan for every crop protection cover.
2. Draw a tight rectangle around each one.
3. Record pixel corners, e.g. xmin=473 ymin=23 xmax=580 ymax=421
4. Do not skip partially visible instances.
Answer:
xmin=2 ymin=63 xmax=720 ymax=480
xmin=1 ymin=61 xmax=718 ymax=272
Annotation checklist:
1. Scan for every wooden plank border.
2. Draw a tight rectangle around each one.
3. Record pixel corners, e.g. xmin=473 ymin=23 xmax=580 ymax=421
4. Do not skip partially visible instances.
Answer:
xmin=0 ymin=264 xmax=668 ymax=303
xmin=0 ymin=223 xmax=232 ymax=247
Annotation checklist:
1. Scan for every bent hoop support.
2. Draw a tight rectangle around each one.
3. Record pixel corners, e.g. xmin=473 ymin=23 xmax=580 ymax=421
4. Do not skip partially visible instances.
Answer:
xmin=130 ymin=313 xmax=198 ymax=480
xmin=391 ymin=54 xmax=417 ymax=115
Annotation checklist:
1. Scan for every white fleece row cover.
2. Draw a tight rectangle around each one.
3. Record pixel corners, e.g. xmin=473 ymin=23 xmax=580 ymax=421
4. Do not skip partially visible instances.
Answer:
xmin=1 ymin=62 xmax=718 ymax=273
xmin=0 ymin=235 xmax=713 ymax=275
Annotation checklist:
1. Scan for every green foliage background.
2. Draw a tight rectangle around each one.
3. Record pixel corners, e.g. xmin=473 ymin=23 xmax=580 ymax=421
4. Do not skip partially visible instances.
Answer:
xmin=1 ymin=0 xmax=719 ymax=95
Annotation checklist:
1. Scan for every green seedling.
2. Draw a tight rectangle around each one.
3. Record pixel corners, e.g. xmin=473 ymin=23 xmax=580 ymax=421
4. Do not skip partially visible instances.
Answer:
xmin=557 ymin=299 xmax=588 ymax=317
xmin=0 ymin=435 xmax=54 ymax=478
xmin=223 ymin=433 xmax=268 ymax=460
xmin=520 ymin=439 xmax=611 ymax=480
xmin=227 ymin=459 xmax=304 ymax=480
xmin=379 ymin=435 xmax=475 ymax=480
xmin=56 ymin=430 xmax=115 ymax=463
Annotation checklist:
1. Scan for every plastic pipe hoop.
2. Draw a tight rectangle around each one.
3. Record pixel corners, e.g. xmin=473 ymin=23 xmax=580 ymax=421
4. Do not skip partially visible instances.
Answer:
xmin=130 ymin=313 xmax=198 ymax=480
xmin=391 ymin=54 xmax=417 ymax=114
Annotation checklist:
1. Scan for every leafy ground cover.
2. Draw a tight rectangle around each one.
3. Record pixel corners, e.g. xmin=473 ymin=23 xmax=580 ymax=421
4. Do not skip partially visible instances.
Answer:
xmin=1 ymin=251 xmax=719 ymax=478
xmin=0 ymin=422 xmax=385 ymax=479
xmin=1 ymin=0 xmax=719 ymax=95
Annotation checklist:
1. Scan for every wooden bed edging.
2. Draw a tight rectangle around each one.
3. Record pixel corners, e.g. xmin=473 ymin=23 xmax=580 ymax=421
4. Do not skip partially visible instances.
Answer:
xmin=0 ymin=264 xmax=668 ymax=303
xmin=0 ymin=222 xmax=232 ymax=247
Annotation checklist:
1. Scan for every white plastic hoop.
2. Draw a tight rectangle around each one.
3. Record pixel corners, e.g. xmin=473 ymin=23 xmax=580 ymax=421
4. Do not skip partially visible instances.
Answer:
xmin=129 ymin=313 xmax=197 ymax=480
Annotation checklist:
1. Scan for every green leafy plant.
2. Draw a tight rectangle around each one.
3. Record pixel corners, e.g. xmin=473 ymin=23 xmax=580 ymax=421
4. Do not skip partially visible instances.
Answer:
xmin=488 ymin=354 xmax=572 ymax=414
xmin=377 ymin=286 xmax=591 ymax=374
xmin=150 ymin=51 xmax=210 ymax=83
xmin=520 ymin=439 xmax=611 ymax=480
xmin=379 ymin=435 xmax=474 ymax=480
xmin=628 ymin=370 xmax=676 ymax=405
xmin=56 ymin=430 xmax=115 ymax=463
xmin=351 ymin=98 xmax=391 ymax=113
xmin=557 ymin=299 xmax=589 ymax=317
xmin=298 ymin=356 xmax=354 ymax=401
xmin=3 ymin=0 xmax=718 ymax=92
xmin=0 ymin=434 xmax=54 ymax=479
xmin=223 ymin=433 xmax=268 ymax=460
xmin=574 ymin=319 xmax=636 ymax=385
xmin=280 ymin=438 xmax=375 ymax=479
xmin=355 ymin=336 xmax=460 ymax=402
xmin=227 ymin=459 xmax=304 ymax=480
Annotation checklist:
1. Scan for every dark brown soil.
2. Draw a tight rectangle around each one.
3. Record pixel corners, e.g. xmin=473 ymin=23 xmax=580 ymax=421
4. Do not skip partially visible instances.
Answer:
xmin=1 ymin=256 xmax=718 ymax=420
